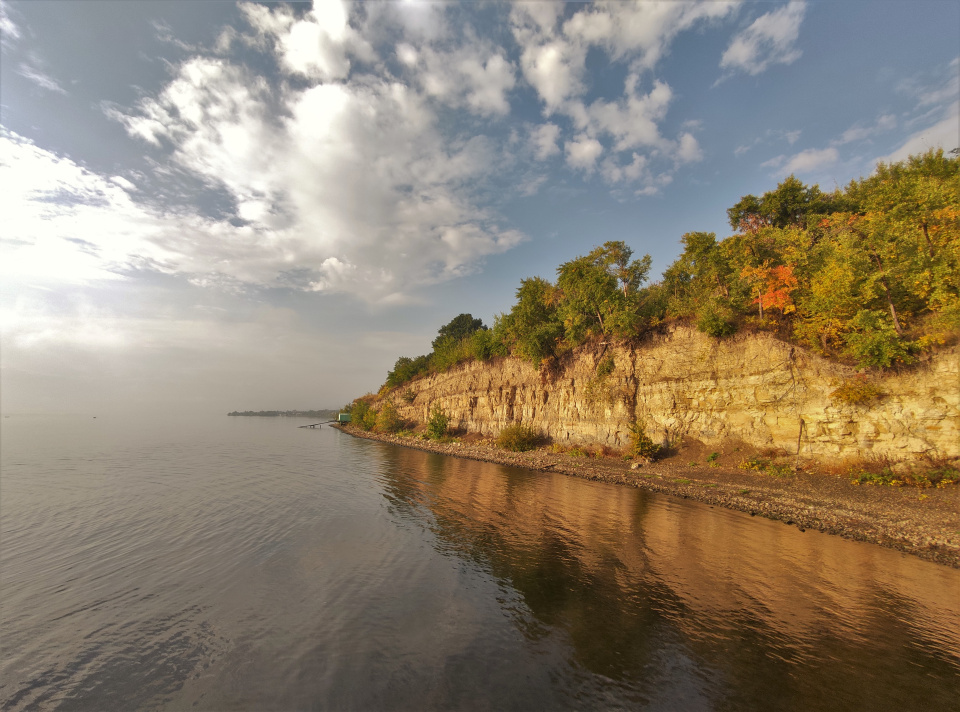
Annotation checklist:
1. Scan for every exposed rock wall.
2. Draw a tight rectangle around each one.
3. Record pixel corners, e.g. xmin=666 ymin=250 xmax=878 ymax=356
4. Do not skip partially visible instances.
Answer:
xmin=388 ymin=326 xmax=959 ymax=462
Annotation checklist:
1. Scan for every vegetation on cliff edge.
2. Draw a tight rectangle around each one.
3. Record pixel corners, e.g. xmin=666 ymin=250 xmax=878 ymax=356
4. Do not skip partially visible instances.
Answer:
xmin=368 ymin=149 xmax=958 ymax=398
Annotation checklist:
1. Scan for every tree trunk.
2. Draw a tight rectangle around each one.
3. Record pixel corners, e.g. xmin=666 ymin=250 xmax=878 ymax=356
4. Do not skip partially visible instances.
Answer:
xmin=870 ymin=251 xmax=904 ymax=336
xmin=714 ymin=274 xmax=729 ymax=298
xmin=921 ymin=221 xmax=935 ymax=257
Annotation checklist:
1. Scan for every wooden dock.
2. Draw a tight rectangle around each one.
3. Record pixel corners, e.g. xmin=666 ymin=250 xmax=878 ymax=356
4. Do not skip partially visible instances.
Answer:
xmin=298 ymin=420 xmax=338 ymax=429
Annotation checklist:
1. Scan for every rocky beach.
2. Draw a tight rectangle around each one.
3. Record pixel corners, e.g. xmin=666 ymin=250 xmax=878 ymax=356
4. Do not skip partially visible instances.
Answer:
xmin=334 ymin=424 xmax=960 ymax=568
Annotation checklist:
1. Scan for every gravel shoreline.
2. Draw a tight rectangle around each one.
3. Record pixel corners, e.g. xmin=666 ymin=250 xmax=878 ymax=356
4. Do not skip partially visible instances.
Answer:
xmin=333 ymin=424 xmax=960 ymax=568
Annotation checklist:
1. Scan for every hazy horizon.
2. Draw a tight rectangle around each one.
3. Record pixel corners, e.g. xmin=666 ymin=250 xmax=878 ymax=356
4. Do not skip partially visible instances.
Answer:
xmin=2 ymin=0 xmax=958 ymax=416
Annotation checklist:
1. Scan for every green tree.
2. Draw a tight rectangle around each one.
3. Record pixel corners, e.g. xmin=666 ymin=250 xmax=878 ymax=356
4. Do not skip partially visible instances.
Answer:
xmin=495 ymin=277 xmax=564 ymax=365
xmin=728 ymin=175 xmax=843 ymax=231
xmin=386 ymin=354 xmax=431 ymax=387
xmin=555 ymin=241 xmax=651 ymax=343
xmin=662 ymin=232 xmax=741 ymax=324
xmin=432 ymin=314 xmax=486 ymax=350
xmin=727 ymin=194 xmax=766 ymax=233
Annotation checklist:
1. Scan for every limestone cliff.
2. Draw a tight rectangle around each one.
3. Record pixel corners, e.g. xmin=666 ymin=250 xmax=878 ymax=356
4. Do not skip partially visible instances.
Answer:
xmin=385 ymin=326 xmax=959 ymax=462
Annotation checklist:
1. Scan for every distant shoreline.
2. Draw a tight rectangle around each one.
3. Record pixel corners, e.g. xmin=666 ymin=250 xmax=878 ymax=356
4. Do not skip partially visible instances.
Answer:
xmin=333 ymin=424 xmax=960 ymax=569
xmin=228 ymin=410 xmax=338 ymax=418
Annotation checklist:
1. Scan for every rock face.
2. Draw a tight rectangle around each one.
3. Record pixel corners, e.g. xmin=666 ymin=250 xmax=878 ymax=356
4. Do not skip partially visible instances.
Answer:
xmin=387 ymin=326 xmax=959 ymax=462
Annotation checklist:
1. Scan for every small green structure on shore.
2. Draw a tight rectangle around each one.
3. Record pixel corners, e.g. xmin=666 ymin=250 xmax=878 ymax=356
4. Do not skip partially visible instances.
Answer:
xmin=338 ymin=413 xmax=351 ymax=423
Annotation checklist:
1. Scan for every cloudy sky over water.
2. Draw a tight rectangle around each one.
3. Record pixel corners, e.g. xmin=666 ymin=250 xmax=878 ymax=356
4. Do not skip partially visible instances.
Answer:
xmin=1 ymin=1 xmax=958 ymax=415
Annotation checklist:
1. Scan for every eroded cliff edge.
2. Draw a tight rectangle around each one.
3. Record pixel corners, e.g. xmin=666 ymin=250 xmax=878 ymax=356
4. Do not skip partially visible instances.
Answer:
xmin=386 ymin=326 xmax=958 ymax=463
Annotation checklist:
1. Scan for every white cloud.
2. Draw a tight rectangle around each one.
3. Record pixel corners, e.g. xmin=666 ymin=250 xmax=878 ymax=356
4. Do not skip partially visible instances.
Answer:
xmin=601 ymin=153 xmax=647 ymax=184
xmin=512 ymin=1 xmax=737 ymax=112
xmin=509 ymin=2 xmax=569 ymax=109
xmin=396 ymin=43 xmax=418 ymax=67
xmin=517 ymin=174 xmax=548 ymax=196
xmin=564 ymin=0 xmax=739 ymax=71
xmin=897 ymin=57 xmax=960 ymax=109
xmin=360 ymin=0 xmax=450 ymax=45
xmin=0 ymin=128 xmax=176 ymax=285
xmin=565 ymin=135 xmax=603 ymax=172
xmin=4 ymin=42 xmax=526 ymax=301
xmin=518 ymin=38 xmax=585 ymax=113
xmin=837 ymin=114 xmax=897 ymax=145
xmin=1 ymin=1 xmax=20 ymax=48
xmin=880 ymin=111 xmax=960 ymax=163
xmin=676 ymin=132 xmax=703 ymax=163
xmin=530 ymin=123 xmax=561 ymax=160
xmin=109 ymin=176 xmax=137 ymax=192
xmin=512 ymin=1 xmax=563 ymax=36
xmin=239 ymin=0 xmax=373 ymax=80
xmin=575 ymin=76 xmax=673 ymax=152
xmin=98 ymin=11 xmax=525 ymax=300
xmin=16 ymin=63 xmax=68 ymax=94
xmin=764 ymin=146 xmax=838 ymax=174
xmin=238 ymin=1 xmax=296 ymax=40
xmin=509 ymin=2 xmax=730 ymax=190
xmin=279 ymin=14 xmax=350 ymax=80
xmin=405 ymin=41 xmax=516 ymax=117
xmin=720 ymin=1 xmax=805 ymax=76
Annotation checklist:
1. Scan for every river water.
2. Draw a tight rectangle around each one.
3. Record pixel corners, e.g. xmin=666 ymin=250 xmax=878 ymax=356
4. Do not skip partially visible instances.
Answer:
xmin=1 ymin=414 xmax=957 ymax=711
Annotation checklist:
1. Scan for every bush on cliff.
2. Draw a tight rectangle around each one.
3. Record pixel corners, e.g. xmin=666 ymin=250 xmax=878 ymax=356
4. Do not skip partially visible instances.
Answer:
xmin=349 ymin=397 xmax=379 ymax=431
xmin=628 ymin=420 xmax=661 ymax=460
xmin=497 ymin=423 xmax=540 ymax=452
xmin=375 ymin=401 xmax=403 ymax=433
xmin=427 ymin=407 xmax=449 ymax=440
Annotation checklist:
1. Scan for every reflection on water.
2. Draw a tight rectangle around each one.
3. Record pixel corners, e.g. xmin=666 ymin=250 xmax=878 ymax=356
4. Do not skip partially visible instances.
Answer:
xmin=377 ymin=446 xmax=960 ymax=711
xmin=1 ymin=415 xmax=957 ymax=711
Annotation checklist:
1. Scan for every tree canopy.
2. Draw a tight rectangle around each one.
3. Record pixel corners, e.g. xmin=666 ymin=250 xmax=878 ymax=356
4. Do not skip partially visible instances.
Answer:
xmin=432 ymin=313 xmax=486 ymax=350
xmin=375 ymin=148 xmax=958 ymax=388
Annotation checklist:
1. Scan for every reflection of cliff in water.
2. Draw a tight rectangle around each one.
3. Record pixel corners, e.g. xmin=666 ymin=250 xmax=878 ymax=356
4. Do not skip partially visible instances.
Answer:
xmin=374 ymin=443 xmax=960 ymax=711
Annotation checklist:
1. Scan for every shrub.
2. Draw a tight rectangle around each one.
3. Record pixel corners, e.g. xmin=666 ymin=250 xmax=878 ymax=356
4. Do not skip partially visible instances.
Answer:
xmin=426 ymin=406 xmax=449 ymax=440
xmin=696 ymin=302 xmax=737 ymax=338
xmin=850 ymin=465 xmax=959 ymax=488
xmin=352 ymin=399 xmax=378 ymax=431
xmin=628 ymin=420 xmax=661 ymax=459
xmin=595 ymin=353 xmax=615 ymax=379
xmin=496 ymin=423 xmax=540 ymax=452
xmin=767 ymin=463 xmax=794 ymax=477
xmin=738 ymin=455 xmax=769 ymax=471
xmin=468 ymin=328 xmax=498 ymax=361
xmin=842 ymin=310 xmax=913 ymax=368
xmin=375 ymin=401 xmax=403 ymax=433
xmin=386 ymin=354 xmax=432 ymax=387
xmin=830 ymin=374 xmax=885 ymax=405
xmin=431 ymin=336 xmax=471 ymax=372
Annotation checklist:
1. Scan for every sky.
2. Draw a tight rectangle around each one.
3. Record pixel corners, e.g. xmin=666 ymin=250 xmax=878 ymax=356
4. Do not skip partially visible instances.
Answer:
xmin=1 ymin=0 xmax=958 ymax=416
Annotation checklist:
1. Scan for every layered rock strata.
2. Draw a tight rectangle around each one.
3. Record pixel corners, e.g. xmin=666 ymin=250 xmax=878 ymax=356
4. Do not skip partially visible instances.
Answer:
xmin=386 ymin=326 xmax=958 ymax=462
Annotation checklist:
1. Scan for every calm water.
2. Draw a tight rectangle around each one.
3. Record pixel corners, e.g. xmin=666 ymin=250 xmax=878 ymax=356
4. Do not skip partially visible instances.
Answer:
xmin=1 ymin=414 xmax=958 ymax=711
